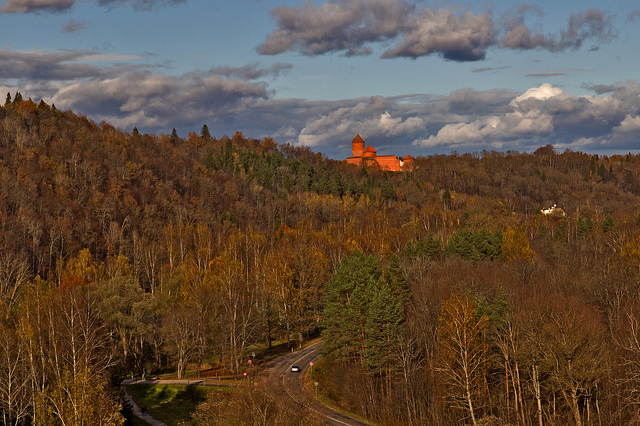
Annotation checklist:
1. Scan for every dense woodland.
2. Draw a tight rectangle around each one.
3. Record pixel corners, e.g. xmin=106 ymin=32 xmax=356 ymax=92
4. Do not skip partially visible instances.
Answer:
xmin=3 ymin=93 xmax=640 ymax=425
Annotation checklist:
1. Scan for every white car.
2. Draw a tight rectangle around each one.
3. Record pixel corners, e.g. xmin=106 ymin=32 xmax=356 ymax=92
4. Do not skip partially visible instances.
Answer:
xmin=290 ymin=365 xmax=300 ymax=372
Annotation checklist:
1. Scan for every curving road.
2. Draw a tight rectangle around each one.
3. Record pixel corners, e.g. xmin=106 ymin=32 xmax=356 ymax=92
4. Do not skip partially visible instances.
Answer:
xmin=263 ymin=340 xmax=373 ymax=426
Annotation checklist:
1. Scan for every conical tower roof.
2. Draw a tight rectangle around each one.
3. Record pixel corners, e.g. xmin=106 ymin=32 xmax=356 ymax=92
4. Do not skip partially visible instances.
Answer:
xmin=352 ymin=134 xmax=365 ymax=144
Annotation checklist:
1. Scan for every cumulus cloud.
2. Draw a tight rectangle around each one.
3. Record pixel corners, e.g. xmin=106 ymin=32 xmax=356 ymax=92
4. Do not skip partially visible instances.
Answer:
xmin=614 ymin=115 xmax=640 ymax=133
xmin=511 ymin=83 xmax=564 ymax=104
xmin=382 ymin=9 xmax=494 ymax=61
xmin=47 ymin=71 xmax=269 ymax=130
xmin=409 ymin=83 xmax=640 ymax=153
xmin=5 ymin=43 xmax=640 ymax=158
xmin=0 ymin=49 xmax=149 ymax=81
xmin=0 ymin=47 xmax=270 ymax=132
xmin=258 ymin=1 xmax=614 ymax=61
xmin=0 ymin=50 xmax=108 ymax=80
xmin=207 ymin=62 xmax=292 ymax=81
xmin=501 ymin=8 xmax=615 ymax=51
xmin=0 ymin=0 xmax=74 ymax=14
xmin=255 ymin=83 xmax=640 ymax=157
xmin=257 ymin=0 xmax=413 ymax=56
xmin=97 ymin=0 xmax=186 ymax=12
xmin=0 ymin=0 xmax=184 ymax=13
xmin=294 ymin=96 xmax=427 ymax=148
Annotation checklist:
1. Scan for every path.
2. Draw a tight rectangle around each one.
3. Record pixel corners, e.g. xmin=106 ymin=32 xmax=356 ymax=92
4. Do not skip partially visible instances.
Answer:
xmin=123 ymin=385 xmax=167 ymax=426
xmin=122 ymin=378 xmax=233 ymax=425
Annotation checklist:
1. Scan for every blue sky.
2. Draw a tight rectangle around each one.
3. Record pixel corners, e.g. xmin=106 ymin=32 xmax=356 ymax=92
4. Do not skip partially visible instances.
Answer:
xmin=1 ymin=0 xmax=640 ymax=159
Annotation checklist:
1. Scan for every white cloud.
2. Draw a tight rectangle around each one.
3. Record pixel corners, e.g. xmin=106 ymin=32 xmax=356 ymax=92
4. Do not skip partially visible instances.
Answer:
xmin=614 ymin=114 xmax=640 ymax=133
xmin=259 ymin=1 xmax=614 ymax=61
xmin=297 ymin=98 xmax=425 ymax=147
xmin=511 ymin=83 xmax=564 ymax=104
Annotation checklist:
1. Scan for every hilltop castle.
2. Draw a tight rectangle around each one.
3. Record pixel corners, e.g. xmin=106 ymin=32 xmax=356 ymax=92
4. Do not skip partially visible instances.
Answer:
xmin=346 ymin=134 xmax=414 ymax=172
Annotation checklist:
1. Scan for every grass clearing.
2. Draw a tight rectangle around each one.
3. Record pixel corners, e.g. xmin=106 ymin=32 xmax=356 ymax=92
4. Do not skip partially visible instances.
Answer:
xmin=126 ymin=384 xmax=219 ymax=426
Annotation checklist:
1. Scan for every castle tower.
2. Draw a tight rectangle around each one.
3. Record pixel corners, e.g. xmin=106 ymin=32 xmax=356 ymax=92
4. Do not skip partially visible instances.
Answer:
xmin=352 ymin=134 xmax=365 ymax=158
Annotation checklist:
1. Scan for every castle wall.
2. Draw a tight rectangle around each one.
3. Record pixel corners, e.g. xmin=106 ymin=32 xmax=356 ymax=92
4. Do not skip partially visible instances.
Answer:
xmin=375 ymin=155 xmax=402 ymax=171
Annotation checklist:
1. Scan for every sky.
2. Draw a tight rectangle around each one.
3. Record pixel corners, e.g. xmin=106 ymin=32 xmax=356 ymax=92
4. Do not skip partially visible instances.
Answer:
xmin=1 ymin=0 xmax=640 ymax=159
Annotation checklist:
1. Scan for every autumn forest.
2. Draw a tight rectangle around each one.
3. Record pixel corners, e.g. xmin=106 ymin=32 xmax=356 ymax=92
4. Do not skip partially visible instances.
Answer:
xmin=3 ymin=94 xmax=640 ymax=425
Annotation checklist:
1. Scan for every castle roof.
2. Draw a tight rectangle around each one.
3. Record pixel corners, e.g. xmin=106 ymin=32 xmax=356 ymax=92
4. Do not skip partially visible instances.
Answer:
xmin=352 ymin=134 xmax=365 ymax=144
xmin=364 ymin=146 xmax=376 ymax=153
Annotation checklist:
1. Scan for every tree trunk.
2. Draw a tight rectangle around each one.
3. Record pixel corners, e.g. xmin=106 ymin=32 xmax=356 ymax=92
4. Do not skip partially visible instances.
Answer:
xmin=532 ymin=364 xmax=543 ymax=426
xmin=570 ymin=387 xmax=582 ymax=426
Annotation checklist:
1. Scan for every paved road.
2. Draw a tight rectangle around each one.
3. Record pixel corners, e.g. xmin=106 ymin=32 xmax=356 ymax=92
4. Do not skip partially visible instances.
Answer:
xmin=124 ymin=340 xmax=372 ymax=426
xmin=263 ymin=340 xmax=373 ymax=426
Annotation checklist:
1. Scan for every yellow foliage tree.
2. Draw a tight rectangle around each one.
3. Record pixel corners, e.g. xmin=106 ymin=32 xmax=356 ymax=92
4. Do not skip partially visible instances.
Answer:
xmin=621 ymin=235 xmax=640 ymax=269
xmin=436 ymin=294 xmax=487 ymax=426
xmin=501 ymin=227 xmax=535 ymax=262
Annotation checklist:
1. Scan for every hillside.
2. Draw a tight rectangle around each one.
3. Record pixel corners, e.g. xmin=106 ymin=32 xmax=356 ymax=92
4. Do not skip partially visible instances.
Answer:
xmin=2 ymin=96 xmax=640 ymax=424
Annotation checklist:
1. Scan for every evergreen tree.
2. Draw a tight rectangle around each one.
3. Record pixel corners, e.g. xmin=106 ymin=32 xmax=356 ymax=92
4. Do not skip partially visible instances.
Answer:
xmin=205 ymin=151 xmax=215 ymax=171
xmin=322 ymin=251 xmax=381 ymax=363
xmin=414 ymin=233 xmax=441 ymax=258
xmin=445 ymin=229 xmax=502 ymax=261
xmin=598 ymin=163 xmax=606 ymax=180
xmin=443 ymin=189 xmax=452 ymax=209
xmin=4 ymin=92 xmax=10 ymax=106
xmin=601 ymin=215 xmax=615 ymax=232
xmin=200 ymin=124 xmax=211 ymax=142
xmin=589 ymin=156 xmax=597 ymax=176
xmin=577 ymin=216 xmax=593 ymax=235
xmin=323 ymin=251 xmax=405 ymax=379
xmin=363 ymin=281 xmax=403 ymax=376
xmin=380 ymin=178 xmax=396 ymax=201
xmin=171 ymin=128 xmax=179 ymax=144
xmin=385 ymin=254 xmax=410 ymax=309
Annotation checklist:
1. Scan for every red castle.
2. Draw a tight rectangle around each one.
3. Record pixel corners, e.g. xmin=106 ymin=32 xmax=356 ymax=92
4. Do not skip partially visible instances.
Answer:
xmin=346 ymin=134 xmax=414 ymax=172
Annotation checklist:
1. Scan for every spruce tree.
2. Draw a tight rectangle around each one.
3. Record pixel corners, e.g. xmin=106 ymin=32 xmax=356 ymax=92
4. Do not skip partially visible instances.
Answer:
xmin=200 ymin=124 xmax=211 ymax=142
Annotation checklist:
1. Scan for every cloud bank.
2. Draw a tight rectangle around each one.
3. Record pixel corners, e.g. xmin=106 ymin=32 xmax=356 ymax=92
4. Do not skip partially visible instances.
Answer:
xmin=258 ymin=0 xmax=614 ymax=61
xmin=4 ymin=46 xmax=640 ymax=158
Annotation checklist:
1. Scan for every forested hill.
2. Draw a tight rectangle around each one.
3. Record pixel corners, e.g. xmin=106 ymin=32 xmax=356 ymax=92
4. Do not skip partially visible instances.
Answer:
xmin=5 ymin=96 xmax=640 ymax=424
xmin=2 ymin=96 xmax=640 ymax=283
